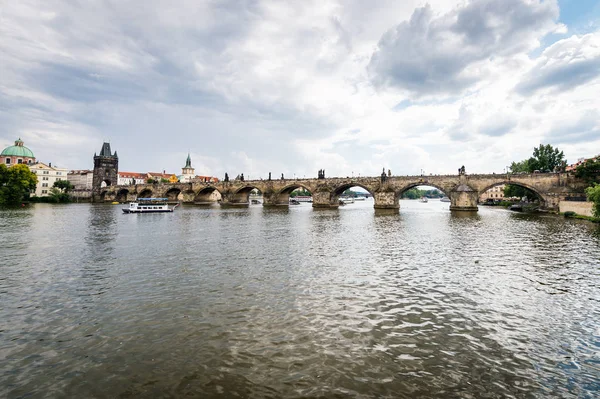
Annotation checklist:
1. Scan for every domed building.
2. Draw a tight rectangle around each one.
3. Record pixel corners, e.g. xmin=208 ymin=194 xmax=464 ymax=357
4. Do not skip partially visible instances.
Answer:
xmin=1 ymin=138 xmax=36 ymax=166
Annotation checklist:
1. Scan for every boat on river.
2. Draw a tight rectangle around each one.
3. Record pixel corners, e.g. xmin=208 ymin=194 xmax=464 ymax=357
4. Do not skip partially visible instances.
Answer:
xmin=440 ymin=196 xmax=450 ymax=202
xmin=419 ymin=197 xmax=428 ymax=203
xmin=339 ymin=197 xmax=355 ymax=205
xmin=123 ymin=198 xmax=179 ymax=213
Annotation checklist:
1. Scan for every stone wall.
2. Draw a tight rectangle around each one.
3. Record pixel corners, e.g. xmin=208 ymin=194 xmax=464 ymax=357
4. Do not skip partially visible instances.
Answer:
xmin=559 ymin=201 xmax=594 ymax=217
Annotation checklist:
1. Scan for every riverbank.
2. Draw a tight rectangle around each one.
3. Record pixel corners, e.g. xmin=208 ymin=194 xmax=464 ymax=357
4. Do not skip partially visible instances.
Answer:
xmin=562 ymin=212 xmax=600 ymax=223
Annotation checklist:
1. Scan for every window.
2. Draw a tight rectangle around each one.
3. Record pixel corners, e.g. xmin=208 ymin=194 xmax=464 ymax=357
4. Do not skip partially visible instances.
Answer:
xmin=5 ymin=158 xmax=10 ymax=164
xmin=56 ymin=178 xmax=61 ymax=181
xmin=43 ymin=171 xmax=49 ymax=175
xmin=18 ymin=159 xmax=23 ymax=164
xmin=42 ymin=183 xmax=48 ymax=187
xmin=57 ymin=172 xmax=62 ymax=175
xmin=43 ymin=177 xmax=48 ymax=181
xmin=42 ymin=190 xmax=47 ymax=194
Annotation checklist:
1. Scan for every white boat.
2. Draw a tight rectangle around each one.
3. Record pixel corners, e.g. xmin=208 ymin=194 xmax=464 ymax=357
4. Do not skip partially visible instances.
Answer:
xmin=293 ymin=196 xmax=313 ymax=203
xmin=440 ymin=196 xmax=450 ymax=202
xmin=339 ymin=197 xmax=355 ymax=204
xmin=123 ymin=198 xmax=179 ymax=213
xmin=419 ymin=197 xmax=428 ymax=203
xmin=354 ymin=197 xmax=366 ymax=201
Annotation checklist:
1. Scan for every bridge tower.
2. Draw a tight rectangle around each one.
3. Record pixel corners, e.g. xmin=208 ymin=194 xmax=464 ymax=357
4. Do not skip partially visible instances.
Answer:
xmin=92 ymin=142 xmax=119 ymax=202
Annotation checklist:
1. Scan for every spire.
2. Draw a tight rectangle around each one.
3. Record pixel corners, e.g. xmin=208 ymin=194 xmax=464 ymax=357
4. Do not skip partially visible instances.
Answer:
xmin=185 ymin=152 xmax=192 ymax=168
xmin=99 ymin=142 xmax=112 ymax=157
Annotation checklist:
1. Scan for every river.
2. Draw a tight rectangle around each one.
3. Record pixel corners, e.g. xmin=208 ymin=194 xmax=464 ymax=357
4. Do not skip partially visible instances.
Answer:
xmin=1 ymin=200 xmax=600 ymax=398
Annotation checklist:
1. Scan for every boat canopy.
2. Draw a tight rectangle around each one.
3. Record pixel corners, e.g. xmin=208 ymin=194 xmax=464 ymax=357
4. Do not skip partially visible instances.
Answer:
xmin=136 ymin=198 xmax=169 ymax=201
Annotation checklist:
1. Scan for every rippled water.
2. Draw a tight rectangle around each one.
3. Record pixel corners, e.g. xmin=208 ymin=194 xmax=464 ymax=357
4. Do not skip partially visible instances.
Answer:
xmin=1 ymin=200 xmax=600 ymax=398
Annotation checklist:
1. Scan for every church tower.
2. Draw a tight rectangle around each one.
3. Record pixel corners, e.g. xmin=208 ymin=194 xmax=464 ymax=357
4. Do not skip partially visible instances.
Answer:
xmin=180 ymin=153 xmax=195 ymax=182
xmin=92 ymin=142 xmax=119 ymax=201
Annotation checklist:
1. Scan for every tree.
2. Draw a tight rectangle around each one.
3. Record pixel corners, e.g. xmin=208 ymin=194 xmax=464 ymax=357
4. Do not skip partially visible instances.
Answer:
xmin=585 ymin=183 xmax=600 ymax=218
xmin=503 ymin=184 xmax=536 ymax=200
xmin=528 ymin=144 xmax=567 ymax=172
xmin=0 ymin=164 xmax=38 ymax=206
xmin=509 ymin=159 xmax=530 ymax=173
xmin=53 ymin=179 xmax=74 ymax=192
xmin=575 ymin=158 xmax=600 ymax=184
xmin=48 ymin=187 xmax=70 ymax=203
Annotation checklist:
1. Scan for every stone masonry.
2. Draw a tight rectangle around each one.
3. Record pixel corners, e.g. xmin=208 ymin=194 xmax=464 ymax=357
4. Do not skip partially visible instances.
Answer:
xmin=97 ymin=172 xmax=587 ymax=212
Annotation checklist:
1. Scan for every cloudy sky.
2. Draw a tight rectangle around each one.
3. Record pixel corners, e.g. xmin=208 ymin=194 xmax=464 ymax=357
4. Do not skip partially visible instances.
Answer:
xmin=1 ymin=0 xmax=600 ymax=179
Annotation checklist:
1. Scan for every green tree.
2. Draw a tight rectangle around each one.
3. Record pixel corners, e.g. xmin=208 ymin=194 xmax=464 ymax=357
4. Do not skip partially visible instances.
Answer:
xmin=48 ymin=187 xmax=70 ymax=203
xmin=575 ymin=158 xmax=600 ymax=184
xmin=290 ymin=188 xmax=311 ymax=197
xmin=0 ymin=164 xmax=38 ymax=206
xmin=528 ymin=144 xmax=567 ymax=172
xmin=509 ymin=159 xmax=530 ymax=173
xmin=585 ymin=183 xmax=600 ymax=218
xmin=402 ymin=188 xmax=421 ymax=199
xmin=53 ymin=179 xmax=74 ymax=192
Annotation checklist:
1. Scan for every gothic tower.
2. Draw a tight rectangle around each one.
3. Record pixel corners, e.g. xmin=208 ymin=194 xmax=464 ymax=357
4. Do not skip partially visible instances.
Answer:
xmin=92 ymin=142 xmax=119 ymax=201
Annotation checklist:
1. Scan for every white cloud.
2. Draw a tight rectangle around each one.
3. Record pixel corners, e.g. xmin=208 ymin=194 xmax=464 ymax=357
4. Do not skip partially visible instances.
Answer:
xmin=1 ymin=0 xmax=599 ymax=179
xmin=368 ymin=0 xmax=561 ymax=96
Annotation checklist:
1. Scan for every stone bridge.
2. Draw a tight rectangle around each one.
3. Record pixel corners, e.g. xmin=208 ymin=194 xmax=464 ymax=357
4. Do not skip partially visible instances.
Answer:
xmin=96 ymin=172 xmax=587 ymax=211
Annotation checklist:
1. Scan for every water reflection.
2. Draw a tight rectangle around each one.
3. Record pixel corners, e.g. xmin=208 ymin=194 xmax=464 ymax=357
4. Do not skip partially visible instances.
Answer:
xmin=1 ymin=202 xmax=600 ymax=398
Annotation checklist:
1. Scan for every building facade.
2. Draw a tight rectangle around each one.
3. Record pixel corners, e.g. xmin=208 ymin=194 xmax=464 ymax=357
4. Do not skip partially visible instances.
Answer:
xmin=118 ymin=172 xmax=147 ymax=186
xmin=29 ymin=162 xmax=69 ymax=197
xmin=67 ymin=170 xmax=94 ymax=190
xmin=479 ymin=184 xmax=505 ymax=202
xmin=1 ymin=138 xmax=36 ymax=166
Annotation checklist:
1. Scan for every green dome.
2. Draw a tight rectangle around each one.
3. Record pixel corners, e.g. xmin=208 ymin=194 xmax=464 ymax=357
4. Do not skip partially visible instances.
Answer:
xmin=1 ymin=138 xmax=35 ymax=158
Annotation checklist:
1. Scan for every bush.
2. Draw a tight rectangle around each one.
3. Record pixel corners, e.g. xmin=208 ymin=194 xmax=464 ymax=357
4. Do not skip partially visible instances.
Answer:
xmin=585 ymin=183 xmax=600 ymax=218
xmin=563 ymin=211 xmax=576 ymax=218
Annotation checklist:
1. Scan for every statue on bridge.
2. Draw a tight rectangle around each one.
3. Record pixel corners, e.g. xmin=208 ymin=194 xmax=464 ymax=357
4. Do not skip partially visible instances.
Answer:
xmin=224 ymin=173 xmax=229 ymax=182
xmin=240 ymin=173 xmax=244 ymax=182
xmin=381 ymin=167 xmax=387 ymax=182
xmin=281 ymin=173 xmax=284 ymax=180
xmin=458 ymin=165 xmax=466 ymax=175
xmin=318 ymin=169 xmax=325 ymax=179
xmin=268 ymin=172 xmax=271 ymax=181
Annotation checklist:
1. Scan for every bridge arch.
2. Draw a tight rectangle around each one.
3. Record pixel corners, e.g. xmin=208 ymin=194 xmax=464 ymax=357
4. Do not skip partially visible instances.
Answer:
xmin=228 ymin=185 xmax=263 ymax=205
xmin=116 ymin=188 xmax=129 ymax=203
xmin=266 ymin=184 xmax=315 ymax=206
xmin=332 ymin=182 xmax=375 ymax=198
xmin=165 ymin=187 xmax=182 ymax=201
xmin=194 ymin=187 xmax=222 ymax=204
xmin=278 ymin=183 xmax=314 ymax=196
xmin=397 ymin=182 xmax=451 ymax=198
xmin=479 ymin=180 xmax=546 ymax=205
xmin=138 ymin=188 xmax=153 ymax=198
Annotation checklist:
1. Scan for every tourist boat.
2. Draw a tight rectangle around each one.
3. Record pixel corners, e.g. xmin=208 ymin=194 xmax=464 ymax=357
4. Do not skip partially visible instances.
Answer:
xmin=289 ymin=199 xmax=301 ymax=205
xmin=122 ymin=198 xmax=179 ymax=213
xmin=339 ymin=197 xmax=355 ymax=204
xmin=419 ymin=197 xmax=428 ymax=203
xmin=440 ymin=196 xmax=450 ymax=202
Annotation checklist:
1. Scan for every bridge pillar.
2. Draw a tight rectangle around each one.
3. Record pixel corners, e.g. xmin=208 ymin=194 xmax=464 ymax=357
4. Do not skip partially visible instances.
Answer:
xmin=220 ymin=191 xmax=249 ymax=207
xmin=262 ymin=191 xmax=289 ymax=207
xmin=373 ymin=191 xmax=399 ymax=209
xmin=312 ymin=191 xmax=338 ymax=208
xmin=449 ymin=184 xmax=478 ymax=211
